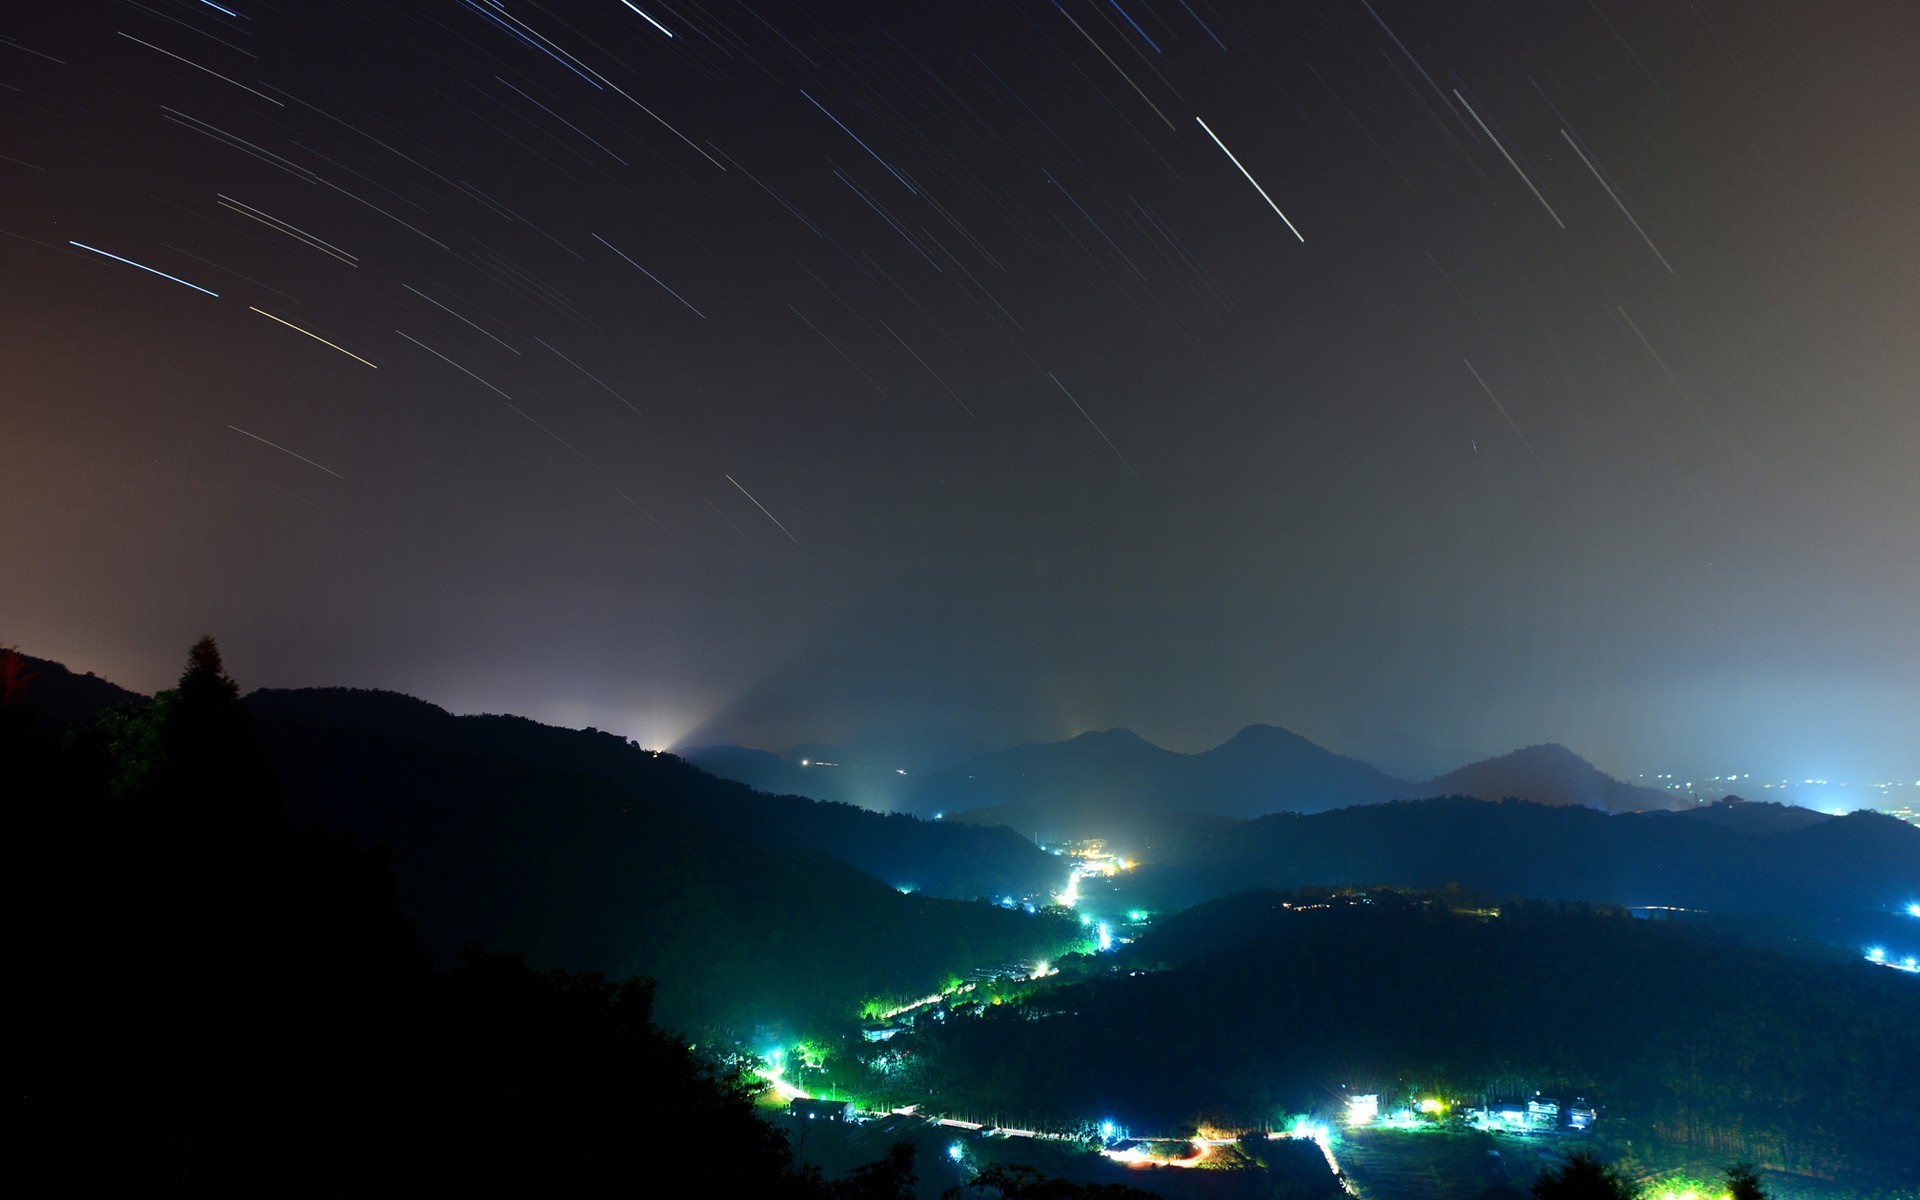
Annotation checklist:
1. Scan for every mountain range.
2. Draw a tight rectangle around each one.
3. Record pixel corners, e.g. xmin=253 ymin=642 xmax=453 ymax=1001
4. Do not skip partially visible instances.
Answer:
xmin=13 ymin=647 xmax=1905 ymax=1009
xmin=692 ymin=722 xmax=1683 ymax=842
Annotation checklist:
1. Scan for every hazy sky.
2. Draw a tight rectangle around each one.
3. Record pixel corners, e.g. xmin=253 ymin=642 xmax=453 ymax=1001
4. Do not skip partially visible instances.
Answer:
xmin=4 ymin=1 xmax=1915 ymax=782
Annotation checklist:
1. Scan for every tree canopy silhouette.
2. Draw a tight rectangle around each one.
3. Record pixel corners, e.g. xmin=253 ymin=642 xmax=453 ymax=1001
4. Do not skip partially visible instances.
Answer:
xmin=1530 ymin=1151 xmax=1637 ymax=1200
xmin=1724 ymin=1163 xmax=1768 ymax=1200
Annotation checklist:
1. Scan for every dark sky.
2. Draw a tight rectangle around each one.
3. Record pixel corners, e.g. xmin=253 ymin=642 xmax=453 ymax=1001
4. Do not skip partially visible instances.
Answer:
xmin=4 ymin=0 xmax=1915 ymax=783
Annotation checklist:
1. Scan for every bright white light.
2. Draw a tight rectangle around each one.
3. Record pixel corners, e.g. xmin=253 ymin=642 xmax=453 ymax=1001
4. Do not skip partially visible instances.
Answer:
xmin=1097 ymin=923 xmax=1112 ymax=951
xmin=619 ymin=0 xmax=676 ymax=38
xmin=948 ymin=1142 xmax=965 ymax=1162
xmin=1288 ymin=1118 xmax=1331 ymax=1147
xmin=1347 ymin=1094 xmax=1379 ymax=1126
xmin=1907 ymin=903 xmax=1920 ymax=919
xmin=1867 ymin=946 xmax=1887 ymax=963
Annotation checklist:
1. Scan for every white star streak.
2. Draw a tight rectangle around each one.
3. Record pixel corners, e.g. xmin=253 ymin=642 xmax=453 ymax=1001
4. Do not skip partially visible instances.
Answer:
xmin=536 ymin=338 xmax=642 ymax=416
xmin=1462 ymin=358 xmax=1542 ymax=466
xmin=1194 ymin=117 xmax=1304 ymax=242
xmin=117 ymin=33 xmax=282 ymax=104
xmin=1451 ymin=90 xmax=1564 ymax=229
xmin=619 ymin=2 xmax=675 ymax=39
xmin=802 ymin=90 xmax=917 ymax=194
xmin=250 ymin=307 xmax=378 ymax=367
xmin=227 ymin=424 xmax=344 ymax=478
xmin=881 ymin=322 xmax=975 ymax=418
xmin=1560 ymin=129 xmax=1673 ymax=273
xmin=402 ymin=283 xmax=520 ymax=354
xmin=592 ymin=233 xmax=707 ymax=318
xmin=726 ymin=474 xmax=802 ymax=546
xmin=1055 ymin=1 xmax=1175 ymax=131
xmin=393 ymin=330 xmax=505 ymax=394
xmin=1048 ymin=372 xmax=1139 ymax=479
xmin=66 ymin=241 xmax=219 ymax=296
xmin=217 ymin=195 xmax=358 ymax=264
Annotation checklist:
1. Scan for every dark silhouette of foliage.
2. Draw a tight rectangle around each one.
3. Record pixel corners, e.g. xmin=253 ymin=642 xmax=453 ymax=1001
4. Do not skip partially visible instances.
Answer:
xmin=834 ymin=1141 xmax=919 ymax=1200
xmin=1 ymin=644 xmax=35 ymax=707
xmin=943 ymin=1163 xmax=1159 ymax=1200
xmin=1530 ymin=1151 xmax=1637 ymax=1200
xmin=1724 ymin=1162 xmax=1768 ymax=1200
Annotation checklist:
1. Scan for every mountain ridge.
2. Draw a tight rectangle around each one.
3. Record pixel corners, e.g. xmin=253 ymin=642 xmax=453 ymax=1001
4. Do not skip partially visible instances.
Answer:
xmin=893 ymin=723 xmax=1682 ymax=837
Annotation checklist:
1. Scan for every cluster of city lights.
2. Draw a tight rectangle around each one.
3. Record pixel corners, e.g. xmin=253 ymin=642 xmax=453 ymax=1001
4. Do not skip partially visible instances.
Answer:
xmin=1863 ymin=902 xmax=1920 ymax=973
xmin=1864 ymin=946 xmax=1919 ymax=973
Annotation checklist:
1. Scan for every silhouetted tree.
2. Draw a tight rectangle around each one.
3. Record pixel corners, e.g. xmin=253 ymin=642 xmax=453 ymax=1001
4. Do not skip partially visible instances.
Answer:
xmin=1724 ymin=1163 xmax=1767 ymax=1200
xmin=0 ymin=645 xmax=36 ymax=750
xmin=1 ymin=645 xmax=34 ymax=707
xmin=1531 ymin=1151 xmax=1637 ymax=1200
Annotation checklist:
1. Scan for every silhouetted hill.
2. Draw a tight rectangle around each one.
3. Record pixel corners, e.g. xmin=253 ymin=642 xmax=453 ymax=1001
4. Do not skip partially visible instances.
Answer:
xmin=1116 ymin=796 xmax=1920 ymax=915
xmin=241 ymin=687 xmax=1079 ymax=1033
xmin=4 ymin=650 xmax=148 ymax=727
xmin=904 ymin=724 xmax=1410 ymax=836
xmin=1425 ymin=743 xmax=1682 ymax=812
xmin=1662 ymin=796 xmax=1834 ymax=833
xmin=247 ymin=688 xmax=1058 ymax=904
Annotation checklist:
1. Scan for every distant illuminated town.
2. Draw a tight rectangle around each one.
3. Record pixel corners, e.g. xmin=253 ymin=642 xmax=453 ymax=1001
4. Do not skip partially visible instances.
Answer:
xmin=1636 ymin=773 xmax=1920 ymax=821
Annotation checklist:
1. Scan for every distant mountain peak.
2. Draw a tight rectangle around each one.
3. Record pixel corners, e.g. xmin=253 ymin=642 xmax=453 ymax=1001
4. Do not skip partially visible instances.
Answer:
xmin=1215 ymin=723 xmax=1311 ymax=748
xmin=1070 ymin=727 xmax=1149 ymax=744
xmin=1429 ymin=743 xmax=1681 ymax=814
xmin=1059 ymin=721 xmax=1144 ymax=748
xmin=1478 ymin=742 xmax=1582 ymax=765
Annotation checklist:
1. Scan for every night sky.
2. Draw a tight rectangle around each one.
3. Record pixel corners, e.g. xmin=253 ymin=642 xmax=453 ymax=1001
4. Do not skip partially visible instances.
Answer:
xmin=4 ymin=1 xmax=1915 ymax=783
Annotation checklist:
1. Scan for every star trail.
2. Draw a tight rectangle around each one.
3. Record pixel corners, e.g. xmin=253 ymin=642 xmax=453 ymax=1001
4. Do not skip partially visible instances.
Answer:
xmin=3 ymin=0 xmax=1915 ymax=781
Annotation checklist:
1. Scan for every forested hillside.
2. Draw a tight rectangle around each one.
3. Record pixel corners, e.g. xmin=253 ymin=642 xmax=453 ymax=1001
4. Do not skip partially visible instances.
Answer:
xmin=911 ymin=893 xmax=1919 ymax=1188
